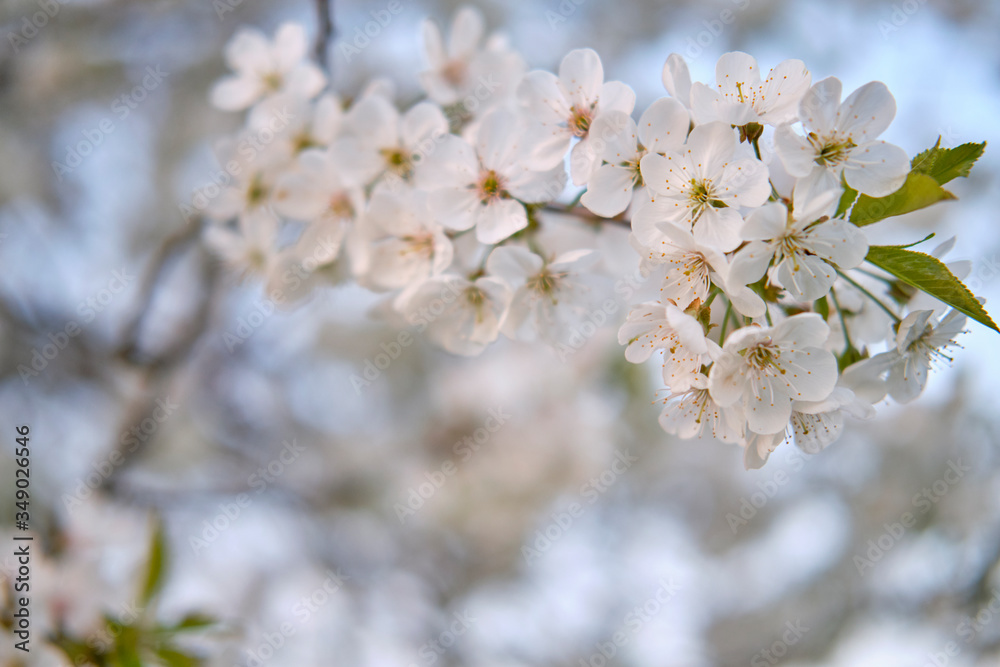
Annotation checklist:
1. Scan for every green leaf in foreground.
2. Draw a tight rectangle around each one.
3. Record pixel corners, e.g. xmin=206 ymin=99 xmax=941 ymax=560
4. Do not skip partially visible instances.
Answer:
xmin=865 ymin=245 xmax=999 ymax=333
xmin=850 ymin=172 xmax=956 ymax=226
xmin=155 ymin=647 xmax=203 ymax=667
xmin=910 ymin=138 xmax=986 ymax=185
xmin=141 ymin=517 xmax=167 ymax=606
xmin=159 ymin=613 xmax=216 ymax=633
xmin=842 ymin=138 xmax=985 ymax=226
xmin=835 ymin=185 xmax=858 ymax=218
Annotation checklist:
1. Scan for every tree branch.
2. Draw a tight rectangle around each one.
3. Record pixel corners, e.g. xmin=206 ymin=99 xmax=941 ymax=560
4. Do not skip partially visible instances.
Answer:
xmin=541 ymin=204 xmax=631 ymax=228
xmin=314 ymin=0 xmax=335 ymax=70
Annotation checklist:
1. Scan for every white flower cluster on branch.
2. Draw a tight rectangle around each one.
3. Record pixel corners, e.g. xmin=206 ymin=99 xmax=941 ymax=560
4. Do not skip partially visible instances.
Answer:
xmin=195 ymin=7 xmax=991 ymax=469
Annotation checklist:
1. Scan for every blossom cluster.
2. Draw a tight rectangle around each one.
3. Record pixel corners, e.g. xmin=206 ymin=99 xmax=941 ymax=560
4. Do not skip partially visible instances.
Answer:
xmin=196 ymin=9 xmax=989 ymax=468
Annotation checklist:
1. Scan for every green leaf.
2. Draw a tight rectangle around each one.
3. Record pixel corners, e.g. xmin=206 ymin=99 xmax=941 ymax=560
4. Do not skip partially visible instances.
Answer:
xmin=835 ymin=185 xmax=858 ymax=218
xmin=837 ymin=345 xmax=867 ymax=373
xmin=814 ymin=296 xmax=830 ymax=321
xmin=865 ymin=245 xmax=999 ymax=333
xmin=896 ymin=233 xmax=936 ymax=249
xmin=850 ymin=172 xmax=956 ymax=227
xmin=141 ymin=517 xmax=167 ymax=606
xmin=910 ymin=138 xmax=986 ymax=185
xmin=50 ymin=634 xmax=101 ymax=664
xmin=155 ymin=647 xmax=202 ymax=667
xmin=158 ymin=614 xmax=215 ymax=633
xmin=113 ymin=625 xmax=143 ymax=667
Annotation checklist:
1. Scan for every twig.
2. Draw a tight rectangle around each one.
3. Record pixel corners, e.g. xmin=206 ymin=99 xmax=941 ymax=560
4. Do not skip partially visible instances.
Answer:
xmin=314 ymin=0 xmax=335 ymax=70
xmin=117 ymin=222 xmax=204 ymax=364
xmin=540 ymin=204 xmax=631 ymax=228
xmin=102 ymin=239 xmax=221 ymax=493
xmin=836 ymin=269 xmax=901 ymax=323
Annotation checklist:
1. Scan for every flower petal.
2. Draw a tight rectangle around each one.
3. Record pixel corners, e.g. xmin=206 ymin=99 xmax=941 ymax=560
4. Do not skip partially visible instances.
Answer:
xmin=661 ymin=53 xmax=691 ymax=107
xmin=842 ymin=140 xmax=909 ymax=197
xmin=476 ymin=199 xmax=528 ymax=244
xmin=581 ymin=165 xmax=635 ymax=217
xmin=637 ymin=97 xmax=689 ymax=155
xmin=837 ymin=81 xmax=896 ymax=142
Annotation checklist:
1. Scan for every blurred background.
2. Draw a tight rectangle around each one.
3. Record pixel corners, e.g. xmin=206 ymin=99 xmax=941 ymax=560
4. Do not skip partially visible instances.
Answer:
xmin=1 ymin=0 xmax=1000 ymax=665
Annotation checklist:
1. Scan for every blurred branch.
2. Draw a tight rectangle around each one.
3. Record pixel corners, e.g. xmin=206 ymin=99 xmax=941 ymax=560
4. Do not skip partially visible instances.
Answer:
xmin=102 ymin=233 xmax=221 ymax=493
xmin=314 ymin=0 xmax=335 ymax=70
xmin=542 ymin=204 xmax=630 ymax=228
xmin=117 ymin=221 xmax=204 ymax=365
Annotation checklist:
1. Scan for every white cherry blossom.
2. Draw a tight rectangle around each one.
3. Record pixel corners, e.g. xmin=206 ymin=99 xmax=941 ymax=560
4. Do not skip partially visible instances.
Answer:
xmin=742 ymin=385 xmax=874 ymax=469
xmin=618 ymin=301 xmax=717 ymax=391
xmin=661 ymin=53 xmax=692 ymax=109
xmin=419 ymin=6 xmax=525 ymax=113
xmin=518 ymin=48 xmax=636 ymax=184
xmin=637 ymin=121 xmax=771 ymax=251
xmin=398 ymin=274 xmax=513 ymax=356
xmin=487 ymin=245 xmax=603 ymax=343
xmin=580 ymin=97 xmax=689 ymax=217
xmin=204 ymin=208 xmax=281 ymax=282
xmin=658 ymin=373 xmax=745 ymax=443
xmin=708 ymin=314 xmax=838 ymax=435
xmin=247 ymin=92 xmax=344 ymax=164
xmin=335 ymin=97 xmax=449 ymax=188
xmin=688 ymin=51 xmax=811 ymax=127
xmin=728 ymin=182 xmax=869 ymax=302
xmin=628 ymin=225 xmax=764 ymax=317
xmin=859 ymin=309 xmax=967 ymax=403
xmin=361 ymin=190 xmax=454 ymax=293
xmin=197 ymin=135 xmax=284 ymax=221
xmin=210 ymin=23 xmax=326 ymax=111
xmin=271 ymin=147 xmax=364 ymax=223
xmin=775 ymin=77 xmax=910 ymax=197
xmin=421 ymin=109 xmax=566 ymax=244
xmin=191 ymin=14 xmax=990 ymax=472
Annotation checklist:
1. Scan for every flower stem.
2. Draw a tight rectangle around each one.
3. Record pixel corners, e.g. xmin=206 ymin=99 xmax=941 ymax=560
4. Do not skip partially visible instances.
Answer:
xmin=565 ymin=188 xmax=587 ymax=210
xmin=703 ymin=285 xmax=720 ymax=309
xmin=314 ymin=0 xmax=335 ymax=68
xmin=836 ymin=269 xmax=901 ymax=323
xmin=829 ymin=288 xmax=852 ymax=348
xmin=718 ymin=298 xmax=734 ymax=343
